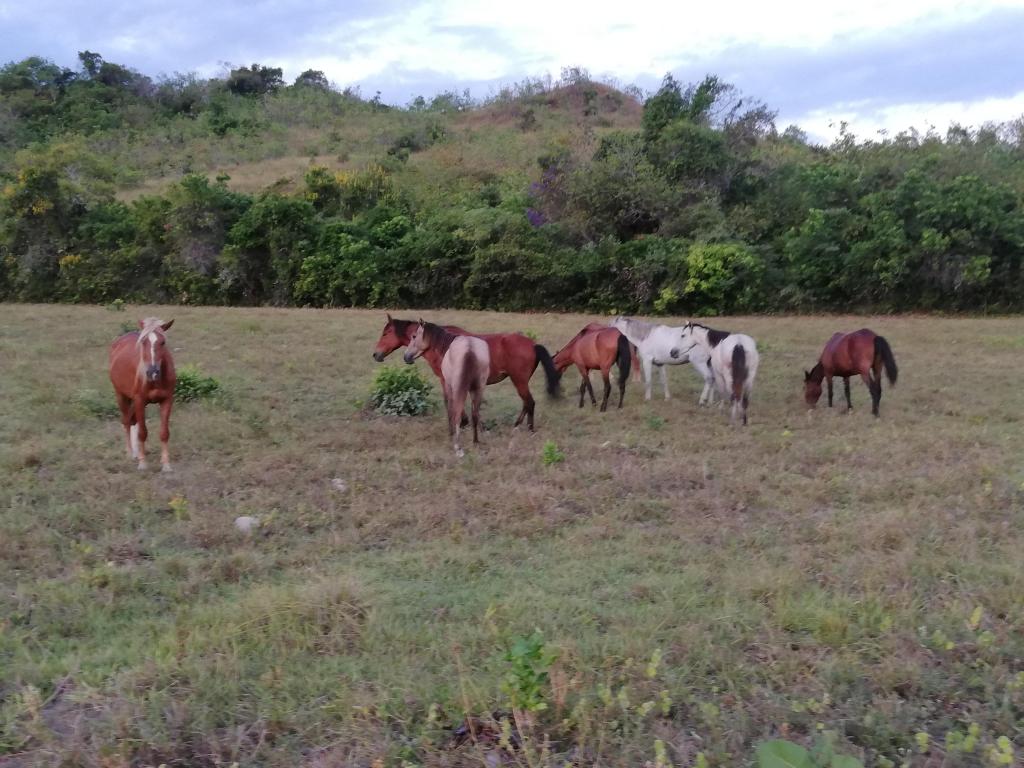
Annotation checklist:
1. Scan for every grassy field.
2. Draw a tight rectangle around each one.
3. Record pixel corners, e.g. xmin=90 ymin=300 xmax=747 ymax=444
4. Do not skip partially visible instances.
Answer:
xmin=1 ymin=305 xmax=1023 ymax=767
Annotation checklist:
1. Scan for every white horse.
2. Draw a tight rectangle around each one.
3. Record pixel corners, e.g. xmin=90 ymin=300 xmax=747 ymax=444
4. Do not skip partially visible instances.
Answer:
xmin=679 ymin=322 xmax=759 ymax=426
xmin=609 ymin=316 xmax=717 ymax=405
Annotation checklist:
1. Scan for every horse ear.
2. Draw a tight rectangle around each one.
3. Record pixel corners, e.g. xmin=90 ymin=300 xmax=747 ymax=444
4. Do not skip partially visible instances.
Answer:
xmin=385 ymin=312 xmax=392 ymax=322
xmin=804 ymin=369 xmax=810 ymax=380
xmin=161 ymin=319 xmax=174 ymax=332
xmin=137 ymin=319 xmax=145 ymax=329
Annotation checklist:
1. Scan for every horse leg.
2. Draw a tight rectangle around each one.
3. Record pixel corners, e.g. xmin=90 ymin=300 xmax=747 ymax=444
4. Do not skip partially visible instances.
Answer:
xmin=618 ymin=365 xmax=627 ymax=409
xmin=742 ymin=392 xmax=750 ymax=426
xmin=158 ymin=398 xmax=173 ymax=472
xmin=843 ymin=377 xmax=852 ymax=411
xmin=584 ymin=370 xmax=597 ymax=406
xmin=630 ymin=345 xmax=642 ymax=383
xmin=133 ymin=399 xmax=149 ymax=470
xmin=660 ymin=364 xmax=670 ymax=400
xmin=599 ymin=366 xmax=612 ymax=412
xmin=510 ymin=375 xmax=536 ymax=431
xmin=827 ymin=376 xmax=834 ymax=408
xmin=450 ymin=386 xmax=468 ymax=456
xmin=861 ymin=372 xmax=880 ymax=417
xmin=117 ymin=393 xmax=135 ymax=460
xmin=444 ymin=382 xmax=455 ymax=436
xmin=471 ymin=385 xmax=483 ymax=444
xmin=578 ymin=376 xmax=587 ymax=408
xmin=642 ymin=356 xmax=654 ymax=400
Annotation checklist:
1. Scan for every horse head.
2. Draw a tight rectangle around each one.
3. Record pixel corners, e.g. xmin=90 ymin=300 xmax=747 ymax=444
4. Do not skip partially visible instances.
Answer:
xmin=137 ymin=318 xmax=174 ymax=383
xmin=373 ymin=313 xmax=405 ymax=362
xmin=403 ymin=320 xmax=428 ymax=364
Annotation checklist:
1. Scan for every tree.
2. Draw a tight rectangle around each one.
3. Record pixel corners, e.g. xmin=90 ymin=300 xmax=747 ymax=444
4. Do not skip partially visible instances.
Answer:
xmin=293 ymin=69 xmax=330 ymax=90
xmin=226 ymin=63 xmax=284 ymax=96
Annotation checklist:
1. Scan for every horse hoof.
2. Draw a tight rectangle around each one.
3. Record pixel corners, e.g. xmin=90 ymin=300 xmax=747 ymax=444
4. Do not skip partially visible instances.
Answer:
xmin=161 ymin=464 xmax=173 ymax=473
xmin=137 ymin=462 xmax=148 ymax=472
xmin=455 ymin=448 xmax=466 ymax=458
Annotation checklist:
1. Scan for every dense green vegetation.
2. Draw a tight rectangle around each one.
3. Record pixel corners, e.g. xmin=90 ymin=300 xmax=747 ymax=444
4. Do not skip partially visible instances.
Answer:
xmin=2 ymin=52 xmax=1023 ymax=312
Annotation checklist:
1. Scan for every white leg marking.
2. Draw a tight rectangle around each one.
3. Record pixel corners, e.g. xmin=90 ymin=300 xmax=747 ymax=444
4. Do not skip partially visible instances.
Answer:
xmin=130 ymin=424 xmax=140 ymax=459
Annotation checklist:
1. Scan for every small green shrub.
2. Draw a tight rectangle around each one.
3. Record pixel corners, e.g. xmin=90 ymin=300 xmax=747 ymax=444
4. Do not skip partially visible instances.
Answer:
xmin=174 ymin=364 xmax=221 ymax=402
xmin=501 ymin=631 xmax=557 ymax=713
xmin=370 ymin=366 xmax=433 ymax=416
xmin=541 ymin=440 xmax=565 ymax=466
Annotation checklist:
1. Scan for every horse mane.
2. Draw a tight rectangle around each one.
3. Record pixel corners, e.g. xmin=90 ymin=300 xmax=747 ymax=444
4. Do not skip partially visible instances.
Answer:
xmin=617 ymin=316 xmax=653 ymax=341
xmin=689 ymin=322 xmax=730 ymax=348
xmin=135 ymin=317 xmax=168 ymax=345
xmin=807 ymin=362 xmax=825 ymax=383
xmin=390 ymin=317 xmax=415 ymax=338
xmin=421 ymin=321 xmax=458 ymax=356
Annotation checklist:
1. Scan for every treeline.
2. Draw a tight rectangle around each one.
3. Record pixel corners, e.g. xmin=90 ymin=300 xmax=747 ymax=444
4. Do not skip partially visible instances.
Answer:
xmin=2 ymin=52 xmax=1024 ymax=313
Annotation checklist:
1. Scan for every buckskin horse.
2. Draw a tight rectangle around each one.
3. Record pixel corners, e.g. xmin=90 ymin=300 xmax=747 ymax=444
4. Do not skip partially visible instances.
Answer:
xmin=372 ymin=314 xmax=560 ymax=430
xmin=404 ymin=321 xmax=490 ymax=457
xmin=553 ymin=325 xmax=632 ymax=411
xmin=804 ymin=329 xmax=898 ymax=417
xmin=109 ymin=318 xmax=176 ymax=471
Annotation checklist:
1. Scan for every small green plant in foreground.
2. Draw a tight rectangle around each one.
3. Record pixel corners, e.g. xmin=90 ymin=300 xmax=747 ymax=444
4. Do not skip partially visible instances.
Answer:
xmin=757 ymin=735 xmax=863 ymax=768
xmin=369 ymin=365 xmax=433 ymax=416
xmin=501 ymin=630 xmax=557 ymax=713
xmin=174 ymin=364 xmax=222 ymax=402
xmin=541 ymin=440 xmax=565 ymax=466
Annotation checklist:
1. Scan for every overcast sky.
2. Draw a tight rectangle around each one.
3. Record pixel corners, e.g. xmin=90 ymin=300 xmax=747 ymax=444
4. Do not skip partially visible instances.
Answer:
xmin=2 ymin=0 xmax=1023 ymax=141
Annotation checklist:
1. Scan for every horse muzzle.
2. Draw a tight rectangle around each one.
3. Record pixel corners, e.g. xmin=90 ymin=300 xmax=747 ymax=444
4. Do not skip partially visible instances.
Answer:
xmin=402 ymin=352 xmax=416 ymax=364
xmin=145 ymin=365 xmax=161 ymax=382
xmin=372 ymin=351 xmax=385 ymax=362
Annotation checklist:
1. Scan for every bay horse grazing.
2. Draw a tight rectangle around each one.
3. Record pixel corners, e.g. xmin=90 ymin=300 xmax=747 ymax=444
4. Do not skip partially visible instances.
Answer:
xmin=679 ymin=322 xmax=759 ymax=426
xmin=804 ymin=329 xmax=898 ymax=417
xmin=553 ymin=326 xmax=632 ymax=411
xmin=404 ymin=321 xmax=490 ymax=457
xmin=580 ymin=322 xmax=641 ymax=382
xmin=372 ymin=314 xmax=560 ymax=431
xmin=610 ymin=316 xmax=716 ymax=405
xmin=109 ymin=318 xmax=176 ymax=471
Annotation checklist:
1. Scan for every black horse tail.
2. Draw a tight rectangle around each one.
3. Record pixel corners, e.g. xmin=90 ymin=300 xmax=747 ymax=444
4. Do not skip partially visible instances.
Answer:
xmin=875 ymin=335 xmax=898 ymax=385
xmin=616 ymin=332 xmax=631 ymax=390
xmin=534 ymin=344 xmax=562 ymax=397
xmin=731 ymin=345 xmax=748 ymax=401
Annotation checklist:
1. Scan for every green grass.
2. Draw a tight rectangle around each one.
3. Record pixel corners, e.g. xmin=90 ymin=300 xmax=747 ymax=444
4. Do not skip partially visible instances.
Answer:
xmin=1 ymin=305 xmax=1023 ymax=766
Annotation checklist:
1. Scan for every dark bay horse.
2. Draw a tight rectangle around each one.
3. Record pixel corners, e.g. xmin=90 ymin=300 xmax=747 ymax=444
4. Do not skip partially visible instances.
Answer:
xmin=553 ymin=326 xmax=631 ymax=411
xmin=109 ymin=318 xmax=176 ymax=471
xmin=372 ymin=314 xmax=560 ymax=430
xmin=804 ymin=329 xmax=898 ymax=417
xmin=404 ymin=321 xmax=490 ymax=457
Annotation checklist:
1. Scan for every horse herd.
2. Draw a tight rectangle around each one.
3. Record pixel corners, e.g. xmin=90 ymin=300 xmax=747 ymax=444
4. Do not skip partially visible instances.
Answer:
xmin=108 ymin=314 xmax=899 ymax=466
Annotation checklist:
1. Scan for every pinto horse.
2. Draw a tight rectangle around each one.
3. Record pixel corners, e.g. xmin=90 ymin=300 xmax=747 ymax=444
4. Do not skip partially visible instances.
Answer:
xmin=553 ymin=325 xmax=632 ymax=411
xmin=679 ymin=322 xmax=759 ymax=426
xmin=372 ymin=314 xmax=560 ymax=430
xmin=804 ymin=329 xmax=898 ymax=417
xmin=109 ymin=318 xmax=176 ymax=471
xmin=404 ymin=321 xmax=490 ymax=457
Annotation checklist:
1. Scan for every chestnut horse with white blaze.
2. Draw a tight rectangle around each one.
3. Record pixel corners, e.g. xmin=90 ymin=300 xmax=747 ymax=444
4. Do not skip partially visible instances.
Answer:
xmin=372 ymin=313 xmax=560 ymax=431
xmin=553 ymin=325 xmax=632 ymax=411
xmin=109 ymin=318 xmax=176 ymax=471
xmin=404 ymin=321 xmax=490 ymax=457
xmin=804 ymin=329 xmax=898 ymax=417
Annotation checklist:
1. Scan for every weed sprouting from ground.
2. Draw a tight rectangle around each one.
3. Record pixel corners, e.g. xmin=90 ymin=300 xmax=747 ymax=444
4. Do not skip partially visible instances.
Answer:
xmin=369 ymin=365 xmax=433 ymax=416
xmin=174 ymin=364 xmax=222 ymax=402
xmin=541 ymin=440 xmax=565 ymax=466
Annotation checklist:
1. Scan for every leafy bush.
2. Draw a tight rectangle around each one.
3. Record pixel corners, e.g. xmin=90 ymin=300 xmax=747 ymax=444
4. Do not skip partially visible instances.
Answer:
xmin=74 ymin=389 xmax=120 ymax=419
xmin=174 ymin=364 xmax=221 ymax=402
xmin=541 ymin=440 xmax=565 ymax=466
xmin=369 ymin=365 xmax=433 ymax=416
xmin=501 ymin=631 xmax=557 ymax=713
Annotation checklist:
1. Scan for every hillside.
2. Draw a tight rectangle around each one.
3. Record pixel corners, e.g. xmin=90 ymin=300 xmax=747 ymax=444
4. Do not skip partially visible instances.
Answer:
xmin=2 ymin=54 xmax=1024 ymax=312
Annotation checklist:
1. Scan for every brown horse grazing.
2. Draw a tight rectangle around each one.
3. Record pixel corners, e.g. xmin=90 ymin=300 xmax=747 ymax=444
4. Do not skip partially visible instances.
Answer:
xmin=404 ymin=321 xmax=490 ymax=457
xmin=581 ymin=322 xmax=642 ymax=382
xmin=553 ymin=326 xmax=632 ymax=411
xmin=372 ymin=314 xmax=560 ymax=431
xmin=109 ymin=318 xmax=176 ymax=471
xmin=804 ymin=329 xmax=898 ymax=417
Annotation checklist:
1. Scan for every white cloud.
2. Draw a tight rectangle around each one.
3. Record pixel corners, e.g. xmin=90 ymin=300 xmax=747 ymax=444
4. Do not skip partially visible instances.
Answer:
xmin=789 ymin=90 xmax=1024 ymax=143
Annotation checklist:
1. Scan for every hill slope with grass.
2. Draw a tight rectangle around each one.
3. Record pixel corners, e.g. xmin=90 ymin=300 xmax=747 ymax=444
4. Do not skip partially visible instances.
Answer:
xmin=2 ymin=54 xmax=1024 ymax=312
